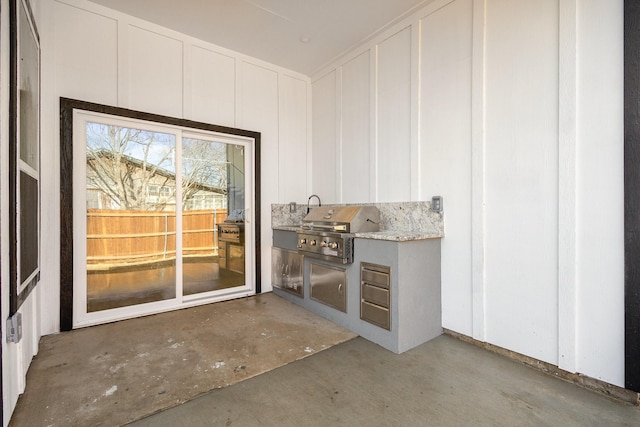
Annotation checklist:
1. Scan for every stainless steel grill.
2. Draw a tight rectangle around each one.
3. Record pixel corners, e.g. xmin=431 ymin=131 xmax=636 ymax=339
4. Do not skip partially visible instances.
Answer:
xmin=296 ymin=205 xmax=380 ymax=264
xmin=218 ymin=210 xmax=245 ymax=273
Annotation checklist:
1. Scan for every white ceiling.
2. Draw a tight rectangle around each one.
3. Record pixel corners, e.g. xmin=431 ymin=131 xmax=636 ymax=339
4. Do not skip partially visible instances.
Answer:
xmin=87 ymin=0 xmax=434 ymax=76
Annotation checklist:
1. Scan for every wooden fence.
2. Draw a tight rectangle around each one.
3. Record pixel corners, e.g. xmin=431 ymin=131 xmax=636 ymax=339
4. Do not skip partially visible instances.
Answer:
xmin=86 ymin=209 xmax=228 ymax=269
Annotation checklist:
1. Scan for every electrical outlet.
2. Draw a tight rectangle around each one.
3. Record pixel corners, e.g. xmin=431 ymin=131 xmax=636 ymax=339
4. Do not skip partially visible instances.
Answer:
xmin=289 ymin=202 xmax=297 ymax=213
xmin=431 ymin=196 xmax=443 ymax=212
xmin=7 ymin=312 xmax=22 ymax=343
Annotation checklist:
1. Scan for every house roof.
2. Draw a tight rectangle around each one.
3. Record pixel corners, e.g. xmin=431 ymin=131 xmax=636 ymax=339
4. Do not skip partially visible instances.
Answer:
xmin=87 ymin=149 xmax=227 ymax=195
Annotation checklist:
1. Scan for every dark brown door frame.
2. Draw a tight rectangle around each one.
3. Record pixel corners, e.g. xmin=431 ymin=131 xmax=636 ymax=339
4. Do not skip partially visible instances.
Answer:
xmin=625 ymin=0 xmax=640 ymax=393
xmin=59 ymin=98 xmax=261 ymax=331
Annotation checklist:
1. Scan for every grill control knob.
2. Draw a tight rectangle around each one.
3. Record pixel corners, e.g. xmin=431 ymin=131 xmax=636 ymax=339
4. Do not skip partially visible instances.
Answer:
xmin=310 ymin=239 xmax=317 ymax=246
xmin=321 ymin=241 xmax=327 ymax=247
xmin=299 ymin=238 xmax=307 ymax=245
xmin=329 ymin=242 xmax=339 ymax=249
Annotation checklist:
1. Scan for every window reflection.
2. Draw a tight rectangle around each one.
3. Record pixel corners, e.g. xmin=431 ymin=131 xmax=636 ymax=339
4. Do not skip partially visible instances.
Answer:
xmin=85 ymin=123 xmax=177 ymax=311
xmin=181 ymin=138 xmax=244 ymax=295
xmin=85 ymin=125 xmax=247 ymax=310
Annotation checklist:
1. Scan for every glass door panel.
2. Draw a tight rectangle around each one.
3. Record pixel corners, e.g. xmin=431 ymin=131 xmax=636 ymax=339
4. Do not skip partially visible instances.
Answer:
xmin=181 ymin=138 xmax=245 ymax=296
xmin=85 ymin=122 xmax=177 ymax=312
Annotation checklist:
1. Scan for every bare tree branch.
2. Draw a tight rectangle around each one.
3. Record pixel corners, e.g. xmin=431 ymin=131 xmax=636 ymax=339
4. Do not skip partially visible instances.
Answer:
xmin=85 ymin=124 xmax=228 ymax=212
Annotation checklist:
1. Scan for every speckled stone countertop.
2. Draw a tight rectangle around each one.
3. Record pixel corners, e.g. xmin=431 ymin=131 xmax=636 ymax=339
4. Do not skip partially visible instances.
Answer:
xmin=354 ymin=230 xmax=443 ymax=241
xmin=272 ymin=201 xmax=444 ymax=241
xmin=272 ymin=225 xmax=301 ymax=232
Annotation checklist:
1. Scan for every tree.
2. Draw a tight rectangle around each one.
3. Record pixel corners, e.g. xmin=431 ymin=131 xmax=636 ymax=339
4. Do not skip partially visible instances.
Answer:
xmin=182 ymin=138 xmax=229 ymax=207
xmin=85 ymin=123 xmax=227 ymax=211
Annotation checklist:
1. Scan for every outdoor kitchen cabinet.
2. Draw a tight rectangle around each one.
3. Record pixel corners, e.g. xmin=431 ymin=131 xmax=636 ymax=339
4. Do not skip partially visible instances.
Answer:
xmin=310 ymin=262 xmax=347 ymax=312
xmin=350 ymin=237 xmax=441 ymax=353
xmin=272 ymin=227 xmax=442 ymax=354
xmin=271 ymin=247 xmax=304 ymax=297
xmin=272 ymin=230 xmax=304 ymax=296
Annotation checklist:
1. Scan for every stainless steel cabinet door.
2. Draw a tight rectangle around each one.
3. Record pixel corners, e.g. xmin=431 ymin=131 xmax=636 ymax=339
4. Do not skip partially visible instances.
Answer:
xmin=310 ymin=262 xmax=347 ymax=312
xmin=272 ymin=247 xmax=304 ymax=297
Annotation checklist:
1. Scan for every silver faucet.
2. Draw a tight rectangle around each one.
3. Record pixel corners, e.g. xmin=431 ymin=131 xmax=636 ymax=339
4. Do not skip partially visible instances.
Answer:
xmin=307 ymin=194 xmax=321 ymax=214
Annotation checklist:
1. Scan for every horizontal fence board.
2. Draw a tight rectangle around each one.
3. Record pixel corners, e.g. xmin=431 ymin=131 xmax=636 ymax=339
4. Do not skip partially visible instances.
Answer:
xmin=86 ymin=208 xmax=228 ymax=267
xmin=87 ymin=231 xmax=178 ymax=239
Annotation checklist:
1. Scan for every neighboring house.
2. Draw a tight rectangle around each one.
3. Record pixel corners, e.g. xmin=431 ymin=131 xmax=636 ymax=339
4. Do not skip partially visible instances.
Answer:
xmin=85 ymin=150 xmax=227 ymax=212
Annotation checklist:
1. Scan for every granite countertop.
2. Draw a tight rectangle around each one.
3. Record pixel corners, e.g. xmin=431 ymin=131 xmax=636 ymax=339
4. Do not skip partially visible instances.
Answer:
xmin=272 ymin=225 xmax=443 ymax=241
xmin=354 ymin=230 xmax=443 ymax=241
xmin=272 ymin=225 xmax=300 ymax=232
xmin=271 ymin=201 xmax=444 ymax=242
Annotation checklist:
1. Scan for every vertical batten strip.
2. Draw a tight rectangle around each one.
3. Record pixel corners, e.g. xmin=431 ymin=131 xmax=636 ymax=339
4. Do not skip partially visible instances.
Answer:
xmin=411 ymin=20 xmax=422 ymax=201
xmin=471 ymin=0 xmax=487 ymax=341
xmin=558 ymin=0 xmax=578 ymax=374
xmin=276 ymin=72 xmax=283 ymax=203
xmin=306 ymin=77 xmax=313 ymax=198
xmin=371 ymin=45 xmax=379 ymax=202
xmin=234 ymin=58 xmax=241 ymax=129
xmin=182 ymin=41 xmax=192 ymax=120
xmin=116 ymin=20 xmax=129 ymax=108
xmin=336 ymin=67 xmax=343 ymax=203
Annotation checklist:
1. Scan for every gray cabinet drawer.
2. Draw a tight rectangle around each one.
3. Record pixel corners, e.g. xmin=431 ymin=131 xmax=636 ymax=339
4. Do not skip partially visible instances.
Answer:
xmin=360 ymin=301 xmax=390 ymax=330
xmin=361 ymin=267 xmax=390 ymax=289
xmin=361 ymin=283 xmax=389 ymax=308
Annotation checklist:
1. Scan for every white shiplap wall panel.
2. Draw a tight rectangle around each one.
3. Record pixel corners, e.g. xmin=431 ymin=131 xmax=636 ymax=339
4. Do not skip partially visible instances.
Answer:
xmin=52 ymin=2 xmax=118 ymax=105
xmin=419 ymin=0 xmax=473 ymax=336
xmin=483 ymin=0 xmax=559 ymax=364
xmin=311 ymin=71 xmax=338 ymax=203
xmin=127 ymin=26 xmax=184 ymax=118
xmin=376 ymin=27 xmax=412 ymax=202
xmin=279 ymin=74 xmax=309 ymax=203
xmin=239 ymin=61 xmax=278 ymax=157
xmin=341 ymin=51 xmax=371 ymax=203
xmin=574 ymin=0 xmax=624 ymax=386
xmin=190 ymin=46 xmax=236 ymax=127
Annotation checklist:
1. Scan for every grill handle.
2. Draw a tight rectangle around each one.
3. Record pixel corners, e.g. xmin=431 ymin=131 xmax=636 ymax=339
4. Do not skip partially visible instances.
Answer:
xmin=301 ymin=223 xmax=348 ymax=232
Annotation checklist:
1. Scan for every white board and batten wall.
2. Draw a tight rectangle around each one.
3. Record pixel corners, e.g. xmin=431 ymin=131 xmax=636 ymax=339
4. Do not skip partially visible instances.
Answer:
xmin=3 ymin=0 xmax=312 ymax=420
xmin=0 ymin=0 xmax=625 ymax=422
xmin=311 ymin=0 xmax=624 ymax=388
xmin=42 ymin=0 xmax=312 ymax=323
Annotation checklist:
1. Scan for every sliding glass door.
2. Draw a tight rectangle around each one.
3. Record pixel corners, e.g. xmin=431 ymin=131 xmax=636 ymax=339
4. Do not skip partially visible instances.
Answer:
xmin=72 ymin=111 xmax=255 ymax=327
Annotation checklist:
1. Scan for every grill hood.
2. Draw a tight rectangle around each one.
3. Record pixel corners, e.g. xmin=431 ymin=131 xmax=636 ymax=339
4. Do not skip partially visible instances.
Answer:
xmin=301 ymin=205 xmax=380 ymax=234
